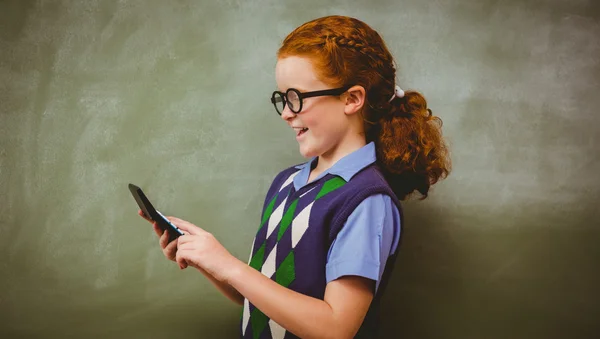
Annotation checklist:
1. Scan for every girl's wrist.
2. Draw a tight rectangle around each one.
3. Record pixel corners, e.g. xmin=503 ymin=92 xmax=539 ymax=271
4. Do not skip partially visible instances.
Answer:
xmin=222 ymin=255 xmax=247 ymax=286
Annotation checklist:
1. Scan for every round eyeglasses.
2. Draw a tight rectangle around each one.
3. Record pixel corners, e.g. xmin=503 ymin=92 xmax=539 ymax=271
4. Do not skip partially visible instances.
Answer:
xmin=270 ymin=86 xmax=350 ymax=115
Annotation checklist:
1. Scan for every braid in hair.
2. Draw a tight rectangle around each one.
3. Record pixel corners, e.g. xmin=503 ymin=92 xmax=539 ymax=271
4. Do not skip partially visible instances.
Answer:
xmin=322 ymin=33 xmax=398 ymax=121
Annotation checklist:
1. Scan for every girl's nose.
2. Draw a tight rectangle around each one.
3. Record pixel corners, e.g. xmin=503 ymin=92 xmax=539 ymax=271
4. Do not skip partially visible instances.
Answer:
xmin=280 ymin=105 xmax=295 ymax=121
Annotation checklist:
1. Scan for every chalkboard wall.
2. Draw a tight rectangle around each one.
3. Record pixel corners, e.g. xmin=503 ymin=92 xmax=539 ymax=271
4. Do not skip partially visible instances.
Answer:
xmin=1 ymin=0 xmax=599 ymax=338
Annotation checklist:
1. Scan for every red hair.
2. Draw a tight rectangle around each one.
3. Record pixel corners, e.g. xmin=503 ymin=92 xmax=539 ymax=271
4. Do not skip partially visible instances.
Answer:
xmin=278 ymin=15 xmax=451 ymax=200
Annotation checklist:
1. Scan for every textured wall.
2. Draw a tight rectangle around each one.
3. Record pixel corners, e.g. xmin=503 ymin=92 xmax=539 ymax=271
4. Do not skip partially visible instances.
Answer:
xmin=1 ymin=0 xmax=599 ymax=338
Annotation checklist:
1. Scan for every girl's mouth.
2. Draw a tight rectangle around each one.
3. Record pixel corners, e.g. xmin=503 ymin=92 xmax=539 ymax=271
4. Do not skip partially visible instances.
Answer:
xmin=297 ymin=128 xmax=309 ymax=136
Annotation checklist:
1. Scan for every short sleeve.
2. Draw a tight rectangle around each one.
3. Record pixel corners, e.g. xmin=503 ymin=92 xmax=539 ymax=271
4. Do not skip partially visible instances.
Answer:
xmin=325 ymin=194 xmax=401 ymax=292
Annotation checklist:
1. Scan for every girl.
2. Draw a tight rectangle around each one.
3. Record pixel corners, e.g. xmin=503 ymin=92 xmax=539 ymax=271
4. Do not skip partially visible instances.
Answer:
xmin=140 ymin=15 xmax=450 ymax=339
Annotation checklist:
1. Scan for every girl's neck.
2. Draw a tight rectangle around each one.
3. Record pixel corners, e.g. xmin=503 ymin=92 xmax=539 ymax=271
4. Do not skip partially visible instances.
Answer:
xmin=309 ymin=136 xmax=367 ymax=182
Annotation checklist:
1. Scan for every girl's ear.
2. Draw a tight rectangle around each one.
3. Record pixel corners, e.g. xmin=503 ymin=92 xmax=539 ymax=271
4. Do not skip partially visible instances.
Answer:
xmin=343 ymin=85 xmax=366 ymax=116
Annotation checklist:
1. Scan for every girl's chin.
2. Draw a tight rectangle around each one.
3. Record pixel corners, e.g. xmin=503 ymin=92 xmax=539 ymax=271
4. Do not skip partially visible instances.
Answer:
xmin=298 ymin=144 xmax=320 ymax=158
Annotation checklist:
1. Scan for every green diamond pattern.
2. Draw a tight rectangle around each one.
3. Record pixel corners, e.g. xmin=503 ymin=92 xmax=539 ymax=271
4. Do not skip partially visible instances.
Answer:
xmin=251 ymin=308 xmax=269 ymax=339
xmin=259 ymin=193 xmax=278 ymax=231
xmin=275 ymin=251 xmax=296 ymax=287
xmin=249 ymin=243 xmax=266 ymax=271
xmin=315 ymin=176 xmax=346 ymax=200
xmin=277 ymin=198 xmax=298 ymax=241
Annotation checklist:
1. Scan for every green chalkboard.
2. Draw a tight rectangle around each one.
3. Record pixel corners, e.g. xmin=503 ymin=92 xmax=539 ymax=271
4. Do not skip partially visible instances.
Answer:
xmin=1 ymin=1 xmax=599 ymax=338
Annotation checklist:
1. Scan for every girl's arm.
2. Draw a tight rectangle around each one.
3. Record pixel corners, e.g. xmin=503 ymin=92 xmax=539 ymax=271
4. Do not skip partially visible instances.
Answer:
xmin=227 ymin=260 xmax=374 ymax=339
xmin=169 ymin=216 xmax=375 ymax=338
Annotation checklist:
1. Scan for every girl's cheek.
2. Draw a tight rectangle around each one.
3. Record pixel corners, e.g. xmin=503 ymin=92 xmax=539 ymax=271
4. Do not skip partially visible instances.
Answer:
xmin=302 ymin=114 xmax=318 ymax=129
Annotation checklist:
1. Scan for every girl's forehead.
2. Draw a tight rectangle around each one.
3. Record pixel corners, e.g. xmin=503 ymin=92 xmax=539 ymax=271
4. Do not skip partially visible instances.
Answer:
xmin=275 ymin=56 xmax=323 ymax=91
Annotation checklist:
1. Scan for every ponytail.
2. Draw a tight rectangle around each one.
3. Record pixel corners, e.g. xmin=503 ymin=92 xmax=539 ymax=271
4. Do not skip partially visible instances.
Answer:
xmin=373 ymin=91 xmax=451 ymax=200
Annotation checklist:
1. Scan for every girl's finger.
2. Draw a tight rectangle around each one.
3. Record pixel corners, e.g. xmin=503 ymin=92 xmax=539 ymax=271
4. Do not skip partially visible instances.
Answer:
xmin=163 ymin=239 xmax=178 ymax=261
xmin=177 ymin=235 xmax=195 ymax=246
xmin=175 ymin=250 xmax=188 ymax=269
xmin=159 ymin=230 xmax=170 ymax=249
xmin=138 ymin=210 xmax=152 ymax=223
xmin=152 ymin=223 xmax=163 ymax=237
xmin=176 ymin=241 xmax=196 ymax=251
xmin=166 ymin=217 xmax=203 ymax=235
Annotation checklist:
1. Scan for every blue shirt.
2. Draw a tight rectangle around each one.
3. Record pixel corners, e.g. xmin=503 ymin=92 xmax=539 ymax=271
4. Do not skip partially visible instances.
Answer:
xmin=292 ymin=142 xmax=402 ymax=291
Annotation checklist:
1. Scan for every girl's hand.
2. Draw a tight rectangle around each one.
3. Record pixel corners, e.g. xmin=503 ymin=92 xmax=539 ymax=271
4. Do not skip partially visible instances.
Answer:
xmin=166 ymin=216 xmax=240 ymax=283
xmin=138 ymin=209 xmax=179 ymax=261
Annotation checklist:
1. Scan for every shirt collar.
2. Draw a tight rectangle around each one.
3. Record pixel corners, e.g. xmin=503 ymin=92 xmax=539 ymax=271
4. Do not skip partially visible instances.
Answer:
xmin=293 ymin=142 xmax=377 ymax=191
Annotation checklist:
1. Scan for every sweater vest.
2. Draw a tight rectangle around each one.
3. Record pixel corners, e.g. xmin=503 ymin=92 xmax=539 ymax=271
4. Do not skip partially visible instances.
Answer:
xmin=240 ymin=163 xmax=403 ymax=339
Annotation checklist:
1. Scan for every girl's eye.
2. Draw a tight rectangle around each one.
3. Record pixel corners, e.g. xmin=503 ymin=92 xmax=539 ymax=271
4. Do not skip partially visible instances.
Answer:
xmin=287 ymin=92 xmax=299 ymax=102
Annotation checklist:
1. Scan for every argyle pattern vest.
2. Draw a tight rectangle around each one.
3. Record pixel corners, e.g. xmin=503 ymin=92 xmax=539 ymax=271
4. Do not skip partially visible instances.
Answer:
xmin=240 ymin=163 xmax=403 ymax=339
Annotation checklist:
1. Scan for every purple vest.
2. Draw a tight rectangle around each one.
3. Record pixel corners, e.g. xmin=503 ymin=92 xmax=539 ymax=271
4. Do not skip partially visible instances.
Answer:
xmin=240 ymin=163 xmax=403 ymax=339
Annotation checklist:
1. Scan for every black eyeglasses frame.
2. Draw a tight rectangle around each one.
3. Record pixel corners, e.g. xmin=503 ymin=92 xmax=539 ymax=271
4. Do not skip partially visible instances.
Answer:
xmin=270 ymin=86 xmax=351 ymax=115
